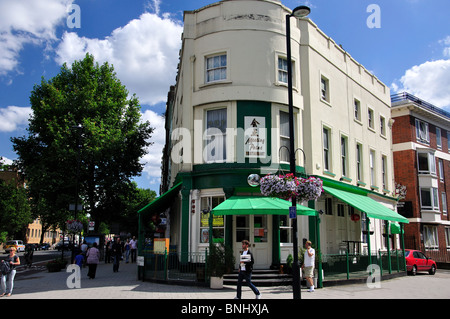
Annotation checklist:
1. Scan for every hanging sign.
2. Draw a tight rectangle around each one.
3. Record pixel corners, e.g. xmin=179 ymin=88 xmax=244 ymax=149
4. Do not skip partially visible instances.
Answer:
xmin=244 ymin=116 xmax=266 ymax=158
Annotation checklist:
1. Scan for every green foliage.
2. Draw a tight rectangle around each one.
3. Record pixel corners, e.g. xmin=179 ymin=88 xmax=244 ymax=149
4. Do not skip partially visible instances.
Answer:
xmin=206 ymin=243 xmax=235 ymax=278
xmin=0 ymin=180 xmax=32 ymax=243
xmin=11 ymin=53 xmax=154 ymax=235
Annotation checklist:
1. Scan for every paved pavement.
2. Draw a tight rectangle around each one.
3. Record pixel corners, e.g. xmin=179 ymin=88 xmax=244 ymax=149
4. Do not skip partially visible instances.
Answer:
xmin=4 ymin=260 xmax=450 ymax=299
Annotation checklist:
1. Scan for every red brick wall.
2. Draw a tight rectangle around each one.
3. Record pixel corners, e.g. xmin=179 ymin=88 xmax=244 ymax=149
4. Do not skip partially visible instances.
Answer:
xmin=392 ymin=115 xmax=415 ymax=144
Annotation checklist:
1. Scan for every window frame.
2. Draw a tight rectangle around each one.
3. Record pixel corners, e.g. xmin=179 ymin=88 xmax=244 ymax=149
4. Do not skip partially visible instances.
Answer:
xmin=436 ymin=127 xmax=442 ymax=149
xmin=205 ymin=53 xmax=228 ymax=84
xmin=204 ymin=108 xmax=227 ymax=163
xmin=323 ymin=127 xmax=331 ymax=172
xmin=420 ymin=187 xmax=440 ymax=211
xmin=415 ymin=119 xmax=430 ymax=144
xmin=356 ymin=143 xmax=363 ymax=182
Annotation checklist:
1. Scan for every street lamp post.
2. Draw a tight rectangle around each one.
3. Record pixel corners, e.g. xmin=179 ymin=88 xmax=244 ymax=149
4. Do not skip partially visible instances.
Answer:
xmin=71 ymin=124 xmax=83 ymax=261
xmin=286 ymin=5 xmax=311 ymax=300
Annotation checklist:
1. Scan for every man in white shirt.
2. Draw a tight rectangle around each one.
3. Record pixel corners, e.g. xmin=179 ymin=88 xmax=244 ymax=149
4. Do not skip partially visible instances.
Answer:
xmin=303 ymin=240 xmax=315 ymax=292
xmin=235 ymin=240 xmax=261 ymax=299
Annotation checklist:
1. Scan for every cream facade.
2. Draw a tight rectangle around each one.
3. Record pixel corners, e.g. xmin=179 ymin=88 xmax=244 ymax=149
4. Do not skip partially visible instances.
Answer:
xmin=155 ymin=0 xmax=404 ymax=273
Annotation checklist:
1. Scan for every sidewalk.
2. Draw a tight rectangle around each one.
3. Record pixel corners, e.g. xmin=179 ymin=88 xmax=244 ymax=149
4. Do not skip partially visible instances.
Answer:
xmin=6 ymin=260 xmax=450 ymax=299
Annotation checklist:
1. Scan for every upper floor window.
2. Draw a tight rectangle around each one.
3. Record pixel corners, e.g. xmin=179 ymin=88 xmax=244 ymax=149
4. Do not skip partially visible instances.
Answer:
xmin=380 ymin=116 xmax=386 ymax=137
xmin=341 ymin=136 xmax=348 ymax=177
xmin=205 ymin=108 xmax=227 ymax=163
xmin=279 ymin=111 xmax=290 ymax=163
xmin=323 ymin=127 xmax=331 ymax=171
xmin=417 ymin=152 xmax=436 ymax=175
xmin=381 ymin=155 xmax=388 ymax=190
xmin=369 ymin=149 xmax=376 ymax=186
xmin=205 ymin=54 xmax=227 ymax=83
xmin=320 ymin=76 xmax=330 ymax=102
xmin=354 ymin=99 xmax=361 ymax=122
xmin=356 ymin=143 xmax=363 ymax=182
xmin=368 ymin=108 xmax=374 ymax=130
xmin=415 ymin=119 xmax=430 ymax=144
xmin=436 ymin=127 xmax=442 ymax=149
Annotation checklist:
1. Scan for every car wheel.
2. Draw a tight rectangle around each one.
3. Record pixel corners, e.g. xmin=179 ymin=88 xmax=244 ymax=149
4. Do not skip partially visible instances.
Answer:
xmin=429 ymin=265 xmax=436 ymax=275
xmin=410 ymin=265 xmax=417 ymax=276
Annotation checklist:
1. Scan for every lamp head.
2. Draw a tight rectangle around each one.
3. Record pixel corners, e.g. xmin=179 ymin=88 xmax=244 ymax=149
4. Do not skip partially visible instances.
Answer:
xmin=291 ymin=5 xmax=311 ymax=18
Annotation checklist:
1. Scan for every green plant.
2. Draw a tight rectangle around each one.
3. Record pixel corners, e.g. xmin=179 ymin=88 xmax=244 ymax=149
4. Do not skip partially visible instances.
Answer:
xmin=206 ymin=243 xmax=235 ymax=278
xmin=46 ymin=258 xmax=68 ymax=272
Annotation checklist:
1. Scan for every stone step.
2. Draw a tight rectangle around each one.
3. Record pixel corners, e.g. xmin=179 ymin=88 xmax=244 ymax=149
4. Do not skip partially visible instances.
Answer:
xmin=223 ymin=270 xmax=293 ymax=287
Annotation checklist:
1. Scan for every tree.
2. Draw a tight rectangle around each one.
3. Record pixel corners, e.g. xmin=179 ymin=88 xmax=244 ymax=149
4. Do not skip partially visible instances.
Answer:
xmin=0 ymin=180 xmax=32 ymax=243
xmin=12 ymin=53 xmax=154 ymax=235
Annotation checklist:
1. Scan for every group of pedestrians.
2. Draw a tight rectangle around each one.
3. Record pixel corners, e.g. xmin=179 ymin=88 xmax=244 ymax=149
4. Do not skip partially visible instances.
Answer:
xmin=73 ymin=236 xmax=138 ymax=279
xmin=105 ymin=236 xmax=138 ymax=271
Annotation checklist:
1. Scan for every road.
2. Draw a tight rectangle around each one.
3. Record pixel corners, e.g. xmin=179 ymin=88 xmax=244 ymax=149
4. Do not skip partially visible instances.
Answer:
xmin=1 ymin=249 xmax=69 ymax=265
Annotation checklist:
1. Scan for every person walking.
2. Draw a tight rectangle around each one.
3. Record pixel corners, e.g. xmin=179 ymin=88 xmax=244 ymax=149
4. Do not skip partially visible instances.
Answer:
xmin=235 ymin=240 xmax=261 ymax=299
xmin=124 ymin=239 xmax=131 ymax=263
xmin=24 ymin=243 xmax=34 ymax=268
xmin=112 ymin=237 xmax=123 ymax=272
xmin=129 ymin=236 xmax=137 ymax=263
xmin=86 ymin=242 xmax=100 ymax=279
xmin=1 ymin=247 xmax=20 ymax=297
xmin=302 ymin=240 xmax=316 ymax=292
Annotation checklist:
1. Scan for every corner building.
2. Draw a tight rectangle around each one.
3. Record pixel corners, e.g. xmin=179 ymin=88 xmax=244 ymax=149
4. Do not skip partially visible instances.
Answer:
xmin=142 ymin=0 xmax=408 ymax=278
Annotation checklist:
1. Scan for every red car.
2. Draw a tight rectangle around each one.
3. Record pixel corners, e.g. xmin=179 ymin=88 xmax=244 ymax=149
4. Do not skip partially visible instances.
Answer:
xmin=405 ymin=249 xmax=437 ymax=276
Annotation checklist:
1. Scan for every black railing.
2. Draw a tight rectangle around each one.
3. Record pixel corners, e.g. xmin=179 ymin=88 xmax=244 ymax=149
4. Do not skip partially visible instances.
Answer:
xmin=391 ymin=92 xmax=450 ymax=119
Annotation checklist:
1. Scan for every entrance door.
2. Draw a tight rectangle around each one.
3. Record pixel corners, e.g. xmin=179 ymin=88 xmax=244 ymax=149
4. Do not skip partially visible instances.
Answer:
xmin=233 ymin=215 xmax=272 ymax=269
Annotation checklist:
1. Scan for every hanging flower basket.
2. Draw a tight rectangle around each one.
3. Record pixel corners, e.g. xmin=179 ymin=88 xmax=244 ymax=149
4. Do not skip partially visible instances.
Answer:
xmin=260 ymin=174 xmax=323 ymax=202
xmin=66 ymin=219 xmax=83 ymax=233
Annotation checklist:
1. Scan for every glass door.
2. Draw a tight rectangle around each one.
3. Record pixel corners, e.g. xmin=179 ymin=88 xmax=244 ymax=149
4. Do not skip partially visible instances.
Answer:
xmin=233 ymin=215 xmax=272 ymax=269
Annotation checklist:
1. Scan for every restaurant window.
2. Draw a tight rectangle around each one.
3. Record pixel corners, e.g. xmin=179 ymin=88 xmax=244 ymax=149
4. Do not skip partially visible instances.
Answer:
xmin=200 ymin=196 xmax=225 ymax=244
xmin=279 ymin=215 xmax=293 ymax=244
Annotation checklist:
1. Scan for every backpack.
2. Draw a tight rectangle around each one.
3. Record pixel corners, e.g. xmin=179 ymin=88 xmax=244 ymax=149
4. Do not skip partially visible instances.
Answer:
xmin=0 ymin=261 xmax=11 ymax=275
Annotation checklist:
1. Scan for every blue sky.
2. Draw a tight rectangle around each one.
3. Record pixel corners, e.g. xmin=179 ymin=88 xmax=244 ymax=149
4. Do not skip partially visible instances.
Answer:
xmin=1 ymin=0 xmax=449 ymax=193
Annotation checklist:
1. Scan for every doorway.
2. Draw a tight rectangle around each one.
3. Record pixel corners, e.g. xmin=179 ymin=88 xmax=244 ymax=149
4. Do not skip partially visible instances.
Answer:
xmin=233 ymin=215 xmax=272 ymax=269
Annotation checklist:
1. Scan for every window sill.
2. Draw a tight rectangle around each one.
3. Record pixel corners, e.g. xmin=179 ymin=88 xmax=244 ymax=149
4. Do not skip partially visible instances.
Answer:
xmin=323 ymin=171 xmax=336 ymax=177
xmin=274 ymin=82 xmax=299 ymax=92
xmin=320 ymin=98 xmax=332 ymax=108
xmin=199 ymin=80 xmax=232 ymax=89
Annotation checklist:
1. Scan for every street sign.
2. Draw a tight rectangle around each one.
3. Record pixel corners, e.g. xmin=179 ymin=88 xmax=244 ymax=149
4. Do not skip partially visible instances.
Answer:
xmin=88 ymin=221 xmax=95 ymax=231
xmin=289 ymin=206 xmax=297 ymax=219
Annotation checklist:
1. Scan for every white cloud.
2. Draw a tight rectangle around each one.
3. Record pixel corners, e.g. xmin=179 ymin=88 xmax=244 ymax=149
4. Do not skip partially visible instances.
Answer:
xmin=55 ymin=12 xmax=183 ymax=106
xmin=0 ymin=106 xmax=32 ymax=132
xmin=392 ymin=59 xmax=450 ymax=109
xmin=0 ymin=156 xmax=13 ymax=166
xmin=392 ymin=36 xmax=450 ymax=109
xmin=0 ymin=0 xmax=73 ymax=75
xmin=140 ymin=109 xmax=166 ymax=182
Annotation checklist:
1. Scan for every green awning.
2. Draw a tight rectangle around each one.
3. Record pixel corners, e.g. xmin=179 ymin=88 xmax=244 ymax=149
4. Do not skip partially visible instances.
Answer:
xmin=138 ymin=182 xmax=182 ymax=215
xmin=211 ymin=196 xmax=317 ymax=216
xmin=323 ymin=186 xmax=409 ymax=224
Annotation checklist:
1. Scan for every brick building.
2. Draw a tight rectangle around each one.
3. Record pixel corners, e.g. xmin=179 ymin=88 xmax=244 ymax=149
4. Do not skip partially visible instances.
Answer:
xmin=392 ymin=92 xmax=450 ymax=264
